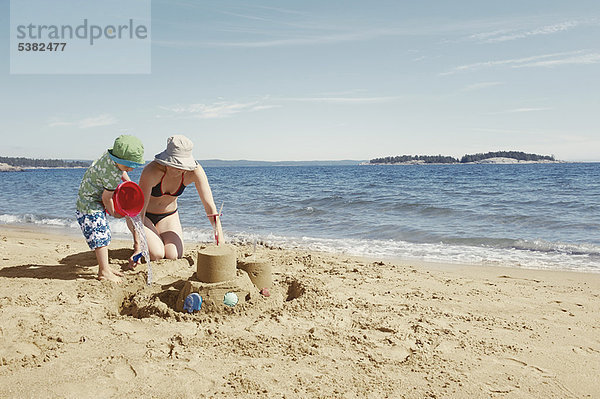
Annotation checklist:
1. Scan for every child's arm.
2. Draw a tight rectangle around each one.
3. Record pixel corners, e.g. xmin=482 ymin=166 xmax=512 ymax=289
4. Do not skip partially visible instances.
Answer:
xmin=102 ymin=189 xmax=124 ymax=218
xmin=121 ymin=171 xmax=131 ymax=182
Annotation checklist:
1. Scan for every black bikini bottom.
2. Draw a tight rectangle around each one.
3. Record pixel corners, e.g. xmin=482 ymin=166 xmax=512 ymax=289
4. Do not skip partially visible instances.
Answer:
xmin=146 ymin=209 xmax=177 ymax=225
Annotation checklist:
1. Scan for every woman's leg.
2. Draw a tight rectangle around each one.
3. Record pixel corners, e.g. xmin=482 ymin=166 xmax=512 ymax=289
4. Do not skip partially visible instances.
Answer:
xmin=143 ymin=216 xmax=167 ymax=260
xmin=126 ymin=215 xmax=166 ymax=264
xmin=155 ymin=211 xmax=184 ymax=259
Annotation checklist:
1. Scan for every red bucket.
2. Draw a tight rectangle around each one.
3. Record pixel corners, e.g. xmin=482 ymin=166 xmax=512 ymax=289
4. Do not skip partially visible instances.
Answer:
xmin=113 ymin=181 xmax=144 ymax=217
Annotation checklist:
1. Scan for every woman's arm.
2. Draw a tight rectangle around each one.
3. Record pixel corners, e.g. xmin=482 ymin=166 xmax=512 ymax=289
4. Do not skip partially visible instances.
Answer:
xmin=190 ymin=166 xmax=224 ymax=243
xmin=138 ymin=163 xmax=162 ymax=219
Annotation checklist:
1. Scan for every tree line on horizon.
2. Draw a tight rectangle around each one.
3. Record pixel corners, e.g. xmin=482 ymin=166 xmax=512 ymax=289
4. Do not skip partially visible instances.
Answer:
xmin=2 ymin=152 xmax=556 ymax=167
xmin=370 ymin=151 xmax=555 ymax=164
xmin=0 ymin=156 xmax=91 ymax=168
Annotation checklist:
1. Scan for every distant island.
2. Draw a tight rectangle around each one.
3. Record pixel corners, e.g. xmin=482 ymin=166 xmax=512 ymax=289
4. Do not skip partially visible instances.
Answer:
xmin=0 ymin=151 xmax=562 ymax=171
xmin=368 ymin=151 xmax=557 ymax=165
xmin=0 ymin=157 xmax=91 ymax=170
xmin=0 ymin=157 xmax=365 ymax=171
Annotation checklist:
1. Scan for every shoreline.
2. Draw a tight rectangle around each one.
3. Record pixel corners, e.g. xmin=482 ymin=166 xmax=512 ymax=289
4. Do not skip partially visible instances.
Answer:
xmin=0 ymin=225 xmax=599 ymax=397
xmin=2 ymin=224 xmax=598 ymax=282
xmin=1 ymin=222 xmax=598 ymax=275
xmin=4 ymin=160 xmax=598 ymax=170
xmin=3 ymin=224 xmax=598 ymax=287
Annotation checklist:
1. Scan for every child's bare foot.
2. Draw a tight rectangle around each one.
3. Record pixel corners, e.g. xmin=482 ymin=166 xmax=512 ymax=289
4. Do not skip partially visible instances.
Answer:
xmin=98 ymin=268 xmax=124 ymax=283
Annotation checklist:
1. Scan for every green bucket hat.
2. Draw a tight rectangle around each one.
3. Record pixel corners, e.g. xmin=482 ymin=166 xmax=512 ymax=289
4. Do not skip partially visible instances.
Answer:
xmin=108 ymin=135 xmax=145 ymax=168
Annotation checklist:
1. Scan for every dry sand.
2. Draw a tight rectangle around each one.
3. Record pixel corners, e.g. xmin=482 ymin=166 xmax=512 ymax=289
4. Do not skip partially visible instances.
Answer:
xmin=0 ymin=225 xmax=599 ymax=398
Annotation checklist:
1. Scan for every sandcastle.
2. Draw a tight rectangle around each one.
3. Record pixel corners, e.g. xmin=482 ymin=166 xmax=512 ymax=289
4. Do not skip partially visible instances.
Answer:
xmin=175 ymin=244 xmax=273 ymax=313
xmin=237 ymin=257 xmax=273 ymax=291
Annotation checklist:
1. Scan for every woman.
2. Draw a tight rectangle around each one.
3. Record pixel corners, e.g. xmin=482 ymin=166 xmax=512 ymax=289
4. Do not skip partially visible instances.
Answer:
xmin=129 ymin=135 xmax=223 ymax=266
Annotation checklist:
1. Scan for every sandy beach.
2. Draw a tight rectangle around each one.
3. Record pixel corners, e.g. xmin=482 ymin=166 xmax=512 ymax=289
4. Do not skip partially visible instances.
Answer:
xmin=0 ymin=224 xmax=599 ymax=398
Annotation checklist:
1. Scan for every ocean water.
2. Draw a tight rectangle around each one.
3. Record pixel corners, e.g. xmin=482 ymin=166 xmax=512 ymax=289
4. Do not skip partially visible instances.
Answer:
xmin=1 ymin=163 xmax=599 ymax=272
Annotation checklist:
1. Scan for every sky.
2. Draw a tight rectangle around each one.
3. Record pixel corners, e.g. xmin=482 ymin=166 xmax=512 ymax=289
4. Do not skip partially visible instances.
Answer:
xmin=1 ymin=0 xmax=599 ymax=161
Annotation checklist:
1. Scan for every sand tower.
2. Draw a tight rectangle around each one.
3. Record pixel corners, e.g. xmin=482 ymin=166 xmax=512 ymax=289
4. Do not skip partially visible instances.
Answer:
xmin=175 ymin=244 xmax=258 ymax=312
xmin=237 ymin=257 xmax=273 ymax=291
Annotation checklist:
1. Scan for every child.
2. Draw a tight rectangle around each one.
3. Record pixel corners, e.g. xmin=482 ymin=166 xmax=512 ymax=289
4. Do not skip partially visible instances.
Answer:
xmin=76 ymin=135 xmax=144 ymax=282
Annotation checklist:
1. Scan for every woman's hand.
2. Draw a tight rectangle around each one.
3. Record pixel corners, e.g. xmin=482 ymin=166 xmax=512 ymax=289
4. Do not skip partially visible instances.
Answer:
xmin=210 ymin=215 xmax=224 ymax=245
xmin=126 ymin=251 xmax=142 ymax=270
xmin=216 ymin=221 xmax=224 ymax=244
xmin=208 ymin=215 xmax=224 ymax=244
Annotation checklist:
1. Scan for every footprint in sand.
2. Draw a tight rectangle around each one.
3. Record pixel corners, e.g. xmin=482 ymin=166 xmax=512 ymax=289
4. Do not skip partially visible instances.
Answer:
xmin=504 ymin=357 xmax=555 ymax=377
xmin=112 ymin=361 xmax=138 ymax=381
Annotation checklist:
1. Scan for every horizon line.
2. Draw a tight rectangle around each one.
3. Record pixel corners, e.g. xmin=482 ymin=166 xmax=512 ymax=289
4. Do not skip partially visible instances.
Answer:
xmin=3 ymin=156 xmax=600 ymax=163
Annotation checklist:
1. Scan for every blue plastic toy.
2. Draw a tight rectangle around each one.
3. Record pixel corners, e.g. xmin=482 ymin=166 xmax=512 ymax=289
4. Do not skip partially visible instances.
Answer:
xmin=183 ymin=293 xmax=202 ymax=313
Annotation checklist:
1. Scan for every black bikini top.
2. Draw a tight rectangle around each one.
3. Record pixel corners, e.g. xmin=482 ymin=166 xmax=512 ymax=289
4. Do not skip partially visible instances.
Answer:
xmin=151 ymin=173 xmax=187 ymax=197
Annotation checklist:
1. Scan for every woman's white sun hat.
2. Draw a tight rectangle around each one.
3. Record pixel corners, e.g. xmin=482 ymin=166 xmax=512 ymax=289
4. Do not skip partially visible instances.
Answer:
xmin=154 ymin=135 xmax=198 ymax=171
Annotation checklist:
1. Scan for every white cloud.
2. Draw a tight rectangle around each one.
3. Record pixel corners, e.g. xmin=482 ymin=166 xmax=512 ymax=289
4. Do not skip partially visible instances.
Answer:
xmin=158 ymin=95 xmax=399 ymax=119
xmin=469 ymin=29 xmax=513 ymax=42
xmin=251 ymin=105 xmax=282 ymax=111
xmin=508 ymin=107 xmax=552 ymax=113
xmin=470 ymin=127 xmax=526 ymax=134
xmin=283 ymin=96 xmax=403 ymax=104
xmin=47 ymin=118 xmax=75 ymax=127
xmin=488 ymin=107 xmax=552 ymax=115
xmin=48 ymin=114 xmax=117 ymax=129
xmin=159 ymin=101 xmax=276 ymax=119
xmin=441 ymin=50 xmax=598 ymax=75
xmin=315 ymin=89 xmax=369 ymax=96
xmin=475 ymin=20 xmax=583 ymax=43
xmin=461 ymin=81 xmax=503 ymax=91
xmin=154 ymin=19 xmax=500 ymax=49
xmin=515 ymin=52 xmax=600 ymax=68
xmin=249 ymin=5 xmax=306 ymax=16
xmin=156 ymin=28 xmax=403 ymax=48
xmin=78 ymin=114 xmax=118 ymax=129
